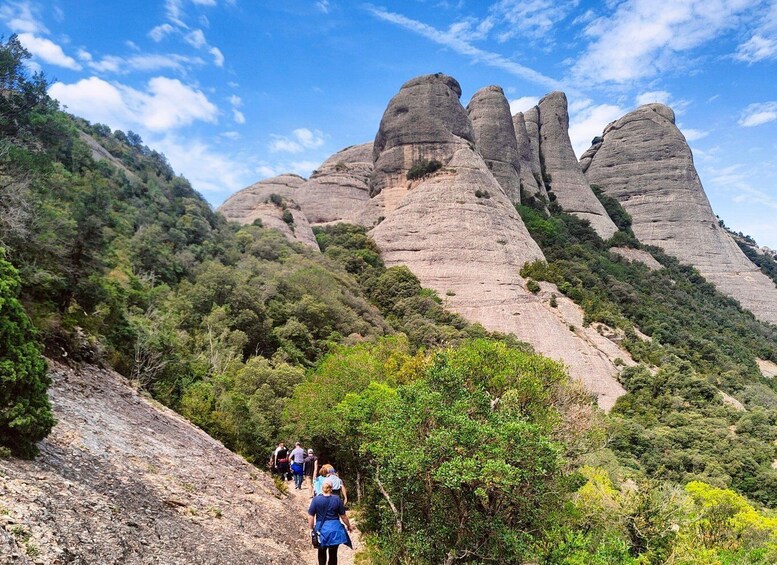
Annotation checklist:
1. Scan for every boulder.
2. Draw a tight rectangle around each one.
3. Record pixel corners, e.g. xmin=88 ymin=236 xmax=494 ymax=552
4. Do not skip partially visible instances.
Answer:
xmin=466 ymin=86 xmax=522 ymax=204
xmin=512 ymin=111 xmax=547 ymax=202
xmin=369 ymin=73 xmax=475 ymax=207
xmin=582 ymin=103 xmax=777 ymax=325
xmin=537 ymin=92 xmax=618 ymax=238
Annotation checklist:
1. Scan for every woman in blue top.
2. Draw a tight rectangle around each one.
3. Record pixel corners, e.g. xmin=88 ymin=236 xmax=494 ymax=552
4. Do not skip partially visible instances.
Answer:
xmin=308 ymin=481 xmax=353 ymax=565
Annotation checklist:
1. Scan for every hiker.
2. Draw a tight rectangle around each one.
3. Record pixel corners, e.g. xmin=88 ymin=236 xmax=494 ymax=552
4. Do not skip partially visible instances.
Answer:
xmin=289 ymin=441 xmax=306 ymax=490
xmin=314 ymin=464 xmax=348 ymax=505
xmin=276 ymin=442 xmax=290 ymax=480
xmin=303 ymin=448 xmax=318 ymax=493
xmin=308 ymin=481 xmax=353 ymax=565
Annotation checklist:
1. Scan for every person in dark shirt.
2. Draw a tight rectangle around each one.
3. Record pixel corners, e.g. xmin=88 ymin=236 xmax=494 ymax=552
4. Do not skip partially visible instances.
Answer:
xmin=303 ymin=448 xmax=318 ymax=494
xmin=308 ymin=481 xmax=353 ymax=565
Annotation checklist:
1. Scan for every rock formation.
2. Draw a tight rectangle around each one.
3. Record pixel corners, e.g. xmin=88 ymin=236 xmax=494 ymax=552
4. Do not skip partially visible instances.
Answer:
xmin=466 ymin=86 xmax=522 ymax=204
xmin=369 ymin=73 xmax=475 ymax=207
xmin=536 ymin=92 xmax=618 ymax=238
xmin=294 ymin=143 xmax=382 ymax=227
xmin=0 ymin=361 xmax=306 ymax=564
xmin=512 ymin=112 xmax=547 ymax=202
xmin=218 ymin=175 xmax=318 ymax=248
xmin=581 ymin=103 xmax=777 ymax=325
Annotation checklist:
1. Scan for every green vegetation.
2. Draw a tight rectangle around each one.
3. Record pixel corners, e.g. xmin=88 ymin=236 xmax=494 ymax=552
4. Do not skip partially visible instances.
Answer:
xmin=406 ymin=158 xmax=442 ymax=180
xmin=517 ymin=201 xmax=777 ymax=506
xmin=719 ymin=217 xmax=777 ymax=286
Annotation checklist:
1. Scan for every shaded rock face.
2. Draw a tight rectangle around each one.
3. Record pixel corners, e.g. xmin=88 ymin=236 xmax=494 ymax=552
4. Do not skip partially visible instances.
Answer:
xmin=512 ymin=112 xmax=547 ymax=202
xmin=0 ymin=361 xmax=306 ymax=564
xmin=466 ymin=86 xmax=522 ymax=204
xmin=371 ymin=148 xmax=628 ymax=409
xmin=537 ymin=92 xmax=618 ymax=238
xmin=294 ymin=143 xmax=382 ymax=227
xmin=218 ymin=178 xmax=318 ymax=249
xmin=523 ymin=107 xmax=547 ymax=195
xmin=582 ymin=103 xmax=777 ymax=325
xmin=369 ymin=73 xmax=475 ymax=203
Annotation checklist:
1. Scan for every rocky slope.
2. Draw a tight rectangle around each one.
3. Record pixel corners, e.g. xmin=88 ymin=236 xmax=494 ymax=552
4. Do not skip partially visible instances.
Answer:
xmin=581 ymin=103 xmax=777 ymax=326
xmin=0 ymin=361 xmax=307 ymax=564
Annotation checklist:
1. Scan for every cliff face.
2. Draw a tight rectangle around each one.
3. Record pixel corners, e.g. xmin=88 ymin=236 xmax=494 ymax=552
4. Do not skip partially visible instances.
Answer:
xmin=0 ymin=361 xmax=306 ymax=564
xmin=581 ymin=103 xmax=777 ymax=325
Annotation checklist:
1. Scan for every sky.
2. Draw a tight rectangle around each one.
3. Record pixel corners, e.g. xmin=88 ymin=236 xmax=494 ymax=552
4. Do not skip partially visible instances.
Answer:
xmin=3 ymin=0 xmax=777 ymax=248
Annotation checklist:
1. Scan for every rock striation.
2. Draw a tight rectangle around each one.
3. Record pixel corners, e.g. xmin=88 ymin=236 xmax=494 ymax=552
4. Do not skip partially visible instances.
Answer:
xmin=466 ymin=86 xmax=523 ymax=204
xmin=369 ymin=73 xmax=475 ymax=205
xmin=536 ymin=92 xmax=618 ymax=238
xmin=581 ymin=103 xmax=777 ymax=325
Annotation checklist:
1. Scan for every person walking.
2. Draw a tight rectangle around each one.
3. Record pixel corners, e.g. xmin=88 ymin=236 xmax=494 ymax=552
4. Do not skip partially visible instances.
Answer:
xmin=308 ymin=481 xmax=353 ymax=565
xmin=313 ymin=464 xmax=348 ymax=506
xmin=276 ymin=442 xmax=290 ymax=481
xmin=289 ymin=442 xmax=305 ymax=490
xmin=303 ymin=448 xmax=318 ymax=494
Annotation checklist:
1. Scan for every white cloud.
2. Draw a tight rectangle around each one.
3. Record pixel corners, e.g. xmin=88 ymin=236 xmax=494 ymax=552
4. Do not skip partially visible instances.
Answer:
xmin=568 ymin=101 xmax=627 ymax=158
xmin=149 ymin=23 xmax=175 ymax=42
xmin=269 ymin=128 xmax=325 ymax=153
xmin=86 ymin=53 xmax=204 ymax=74
xmin=185 ymin=29 xmax=207 ymax=48
xmin=255 ymin=160 xmax=320 ymax=180
xmin=17 ymin=32 xmax=81 ymax=70
xmin=573 ymin=0 xmax=759 ymax=84
xmin=209 ymin=46 xmax=224 ymax=66
xmin=681 ymin=128 xmax=709 ymax=141
xmin=49 ymin=76 xmax=218 ymax=132
xmin=739 ymin=101 xmax=777 ymax=127
xmin=366 ymin=6 xmax=568 ymax=93
xmin=734 ymin=33 xmax=777 ymax=62
xmin=635 ymin=90 xmax=672 ymax=106
xmin=0 ymin=1 xmax=48 ymax=34
xmin=509 ymin=96 xmax=540 ymax=114
xmin=228 ymin=95 xmax=242 ymax=107
xmin=221 ymin=131 xmax=240 ymax=140
xmin=232 ymin=109 xmax=245 ymax=124
xmin=316 ymin=1 xmax=330 ymax=13
xmin=487 ymin=0 xmax=579 ymax=42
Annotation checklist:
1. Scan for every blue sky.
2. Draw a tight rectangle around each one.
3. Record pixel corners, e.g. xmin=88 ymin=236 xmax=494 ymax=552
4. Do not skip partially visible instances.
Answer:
xmin=3 ymin=0 xmax=777 ymax=248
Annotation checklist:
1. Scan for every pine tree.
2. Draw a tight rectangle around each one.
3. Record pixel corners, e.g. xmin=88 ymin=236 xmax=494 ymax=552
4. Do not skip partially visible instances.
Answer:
xmin=0 ymin=248 xmax=54 ymax=457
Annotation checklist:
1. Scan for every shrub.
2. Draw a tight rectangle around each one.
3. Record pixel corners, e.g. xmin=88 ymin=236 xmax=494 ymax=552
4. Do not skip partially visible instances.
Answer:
xmin=281 ymin=209 xmax=294 ymax=225
xmin=406 ymin=159 xmax=442 ymax=180
xmin=0 ymin=249 xmax=55 ymax=457
xmin=269 ymin=193 xmax=283 ymax=207
xmin=527 ymin=279 xmax=541 ymax=293
xmin=475 ymin=189 xmax=491 ymax=199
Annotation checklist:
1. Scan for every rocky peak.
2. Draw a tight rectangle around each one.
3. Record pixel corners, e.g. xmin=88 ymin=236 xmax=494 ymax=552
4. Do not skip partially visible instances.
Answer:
xmin=512 ymin=111 xmax=548 ymax=204
xmin=536 ymin=91 xmax=618 ymax=238
xmin=369 ymin=73 xmax=475 ymax=199
xmin=466 ymin=85 xmax=522 ymax=204
xmin=582 ymin=104 xmax=777 ymax=325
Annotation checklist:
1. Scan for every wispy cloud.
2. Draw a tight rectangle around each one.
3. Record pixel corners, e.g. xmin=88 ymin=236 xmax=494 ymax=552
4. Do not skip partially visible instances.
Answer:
xmin=485 ymin=0 xmax=579 ymax=43
xmin=0 ymin=3 xmax=82 ymax=70
xmin=365 ymin=5 xmax=568 ymax=93
xmin=269 ymin=128 xmax=325 ymax=153
xmin=568 ymin=100 xmax=627 ymax=157
xmin=573 ymin=0 xmax=759 ymax=84
xmin=228 ymin=94 xmax=245 ymax=124
xmin=739 ymin=101 xmax=777 ymax=127
xmin=149 ymin=0 xmax=226 ymax=67
xmin=734 ymin=1 xmax=777 ymax=63
xmin=85 ymin=53 xmax=205 ymax=74
xmin=0 ymin=1 xmax=47 ymax=34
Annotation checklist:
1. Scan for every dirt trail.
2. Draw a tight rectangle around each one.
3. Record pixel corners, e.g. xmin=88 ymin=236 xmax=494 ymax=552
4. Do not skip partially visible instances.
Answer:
xmin=286 ymin=482 xmax=364 ymax=564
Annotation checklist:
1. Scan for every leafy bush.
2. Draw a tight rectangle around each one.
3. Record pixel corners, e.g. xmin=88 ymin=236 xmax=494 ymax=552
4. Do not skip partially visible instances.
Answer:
xmin=0 ymin=249 xmax=55 ymax=457
xmin=406 ymin=159 xmax=442 ymax=180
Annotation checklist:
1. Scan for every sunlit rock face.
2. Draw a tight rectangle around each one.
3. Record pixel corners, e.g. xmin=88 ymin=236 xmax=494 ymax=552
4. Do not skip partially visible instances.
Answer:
xmin=581 ymin=103 xmax=777 ymax=325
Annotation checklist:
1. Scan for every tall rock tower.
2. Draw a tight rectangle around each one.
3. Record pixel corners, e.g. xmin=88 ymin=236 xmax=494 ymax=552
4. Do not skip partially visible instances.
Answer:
xmin=536 ymin=92 xmax=618 ymax=239
xmin=581 ymin=103 xmax=777 ymax=326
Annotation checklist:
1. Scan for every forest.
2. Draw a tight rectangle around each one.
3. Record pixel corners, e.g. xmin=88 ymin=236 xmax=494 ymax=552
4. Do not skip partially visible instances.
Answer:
xmin=1 ymin=36 xmax=776 ymax=563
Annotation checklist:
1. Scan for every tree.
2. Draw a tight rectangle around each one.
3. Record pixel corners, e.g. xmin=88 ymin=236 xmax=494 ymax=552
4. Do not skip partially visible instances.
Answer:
xmin=0 ymin=248 xmax=55 ymax=457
